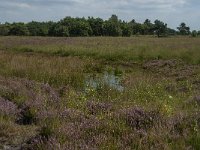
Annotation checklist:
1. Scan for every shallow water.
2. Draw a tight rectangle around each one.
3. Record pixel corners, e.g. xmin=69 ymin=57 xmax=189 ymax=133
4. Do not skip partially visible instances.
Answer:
xmin=85 ymin=71 xmax=124 ymax=92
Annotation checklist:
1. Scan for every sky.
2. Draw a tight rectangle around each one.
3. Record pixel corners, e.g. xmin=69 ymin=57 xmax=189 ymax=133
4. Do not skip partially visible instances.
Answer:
xmin=0 ymin=0 xmax=199 ymax=30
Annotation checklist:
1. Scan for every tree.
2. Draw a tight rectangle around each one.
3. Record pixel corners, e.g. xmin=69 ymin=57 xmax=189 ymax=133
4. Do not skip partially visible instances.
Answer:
xmin=9 ymin=23 xmax=29 ymax=36
xmin=121 ymin=22 xmax=131 ymax=37
xmin=142 ymin=19 xmax=154 ymax=35
xmin=0 ymin=16 xmax=198 ymax=37
xmin=154 ymin=20 xmax=168 ymax=37
xmin=167 ymin=28 xmax=176 ymax=36
xmin=128 ymin=20 xmax=142 ymax=35
xmin=27 ymin=21 xmax=54 ymax=36
xmin=60 ymin=17 xmax=92 ymax=36
xmin=0 ymin=23 xmax=10 ymax=36
xmin=177 ymin=22 xmax=190 ymax=35
xmin=103 ymin=15 xmax=122 ymax=36
xmin=88 ymin=17 xmax=104 ymax=36
xmin=49 ymin=23 xmax=69 ymax=37
xmin=191 ymin=30 xmax=198 ymax=37
xmin=198 ymin=31 xmax=200 ymax=36
xmin=27 ymin=21 xmax=39 ymax=36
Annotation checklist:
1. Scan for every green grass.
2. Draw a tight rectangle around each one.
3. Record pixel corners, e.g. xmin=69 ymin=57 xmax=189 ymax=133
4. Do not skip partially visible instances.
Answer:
xmin=0 ymin=36 xmax=200 ymax=63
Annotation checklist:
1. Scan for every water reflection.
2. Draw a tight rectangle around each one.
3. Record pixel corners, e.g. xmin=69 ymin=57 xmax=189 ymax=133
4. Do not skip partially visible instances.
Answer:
xmin=85 ymin=71 xmax=124 ymax=92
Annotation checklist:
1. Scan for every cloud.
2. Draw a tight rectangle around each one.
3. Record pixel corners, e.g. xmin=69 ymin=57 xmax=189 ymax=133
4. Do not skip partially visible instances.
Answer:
xmin=0 ymin=0 xmax=199 ymax=30
xmin=84 ymin=0 xmax=187 ymax=10
xmin=0 ymin=1 xmax=31 ymax=9
xmin=1 ymin=0 xmax=187 ymax=10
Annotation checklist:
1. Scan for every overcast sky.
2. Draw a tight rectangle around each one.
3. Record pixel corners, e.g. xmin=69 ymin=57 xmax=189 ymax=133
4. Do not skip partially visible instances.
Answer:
xmin=0 ymin=0 xmax=199 ymax=30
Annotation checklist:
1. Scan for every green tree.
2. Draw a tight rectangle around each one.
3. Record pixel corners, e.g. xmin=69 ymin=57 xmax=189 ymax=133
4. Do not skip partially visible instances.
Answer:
xmin=0 ymin=16 xmax=197 ymax=37
xmin=154 ymin=20 xmax=168 ymax=37
xmin=0 ymin=23 xmax=10 ymax=36
xmin=129 ymin=20 xmax=142 ymax=35
xmin=177 ymin=22 xmax=190 ymax=35
xmin=49 ymin=23 xmax=69 ymax=37
xmin=143 ymin=19 xmax=154 ymax=35
xmin=60 ymin=17 xmax=92 ymax=36
xmin=103 ymin=15 xmax=122 ymax=36
xmin=121 ymin=22 xmax=131 ymax=37
xmin=191 ymin=30 xmax=198 ymax=37
xmin=9 ymin=23 xmax=29 ymax=36
xmin=167 ymin=28 xmax=176 ymax=36
xmin=88 ymin=17 xmax=104 ymax=36
xmin=27 ymin=21 xmax=42 ymax=36
xmin=198 ymin=31 xmax=200 ymax=36
xmin=27 ymin=21 xmax=53 ymax=36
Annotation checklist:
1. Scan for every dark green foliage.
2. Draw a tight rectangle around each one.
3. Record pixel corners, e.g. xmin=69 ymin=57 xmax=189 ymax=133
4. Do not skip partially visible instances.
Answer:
xmin=188 ymin=133 xmax=200 ymax=150
xmin=177 ymin=22 xmax=190 ymax=35
xmin=198 ymin=31 xmax=200 ymax=36
xmin=27 ymin=21 xmax=53 ymax=36
xmin=129 ymin=21 xmax=143 ymax=35
xmin=49 ymin=23 xmax=69 ymax=37
xmin=19 ymin=107 xmax=37 ymax=125
xmin=0 ymin=23 xmax=10 ymax=36
xmin=167 ymin=28 xmax=177 ymax=36
xmin=60 ymin=17 xmax=92 ymax=36
xmin=9 ymin=23 xmax=29 ymax=36
xmin=88 ymin=17 xmax=104 ymax=36
xmin=192 ymin=30 xmax=198 ymax=37
xmin=40 ymin=125 xmax=54 ymax=139
xmin=141 ymin=19 xmax=155 ymax=35
xmin=121 ymin=22 xmax=132 ymax=37
xmin=154 ymin=20 xmax=168 ymax=37
xmin=0 ymin=15 xmax=194 ymax=37
xmin=103 ymin=15 xmax=122 ymax=36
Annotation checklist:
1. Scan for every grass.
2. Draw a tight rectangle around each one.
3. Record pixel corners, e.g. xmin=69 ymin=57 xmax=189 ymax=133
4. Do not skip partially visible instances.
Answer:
xmin=0 ymin=36 xmax=199 ymax=149
xmin=1 ymin=36 xmax=200 ymax=63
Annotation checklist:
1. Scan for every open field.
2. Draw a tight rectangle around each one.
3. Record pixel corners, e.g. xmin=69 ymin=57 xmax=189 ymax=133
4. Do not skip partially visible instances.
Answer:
xmin=0 ymin=36 xmax=200 ymax=149
xmin=1 ymin=36 xmax=200 ymax=63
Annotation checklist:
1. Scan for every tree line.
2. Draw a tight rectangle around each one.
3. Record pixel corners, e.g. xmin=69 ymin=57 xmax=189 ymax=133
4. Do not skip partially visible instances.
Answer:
xmin=0 ymin=15 xmax=199 ymax=37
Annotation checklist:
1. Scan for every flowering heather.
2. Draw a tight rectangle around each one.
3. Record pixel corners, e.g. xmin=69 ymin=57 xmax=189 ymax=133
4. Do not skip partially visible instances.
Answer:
xmin=0 ymin=76 xmax=63 ymax=126
xmin=79 ymin=115 xmax=102 ymax=131
xmin=186 ymin=95 xmax=200 ymax=108
xmin=26 ymin=136 xmax=99 ymax=150
xmin=59 ymin=109 xmax=103 ymax=133
xmin=86 ymin=101 xmax=113 ymax=115
xmin=0 ymin=96 xmax=20 ymax=118
xmin=25 ymin=113 xmax=105 ymax=149
xmin=118 ymin=107 xmax=161 ymax=130
xmin=58 ymin=108 xmax=86 ymax=122
xmin=193 ymin=96 xmax=200 ymax=106
xmin=23 ymin=136 xmax=63 ymax=150
xmin=40 ymin=83 xmax=60 ymax=103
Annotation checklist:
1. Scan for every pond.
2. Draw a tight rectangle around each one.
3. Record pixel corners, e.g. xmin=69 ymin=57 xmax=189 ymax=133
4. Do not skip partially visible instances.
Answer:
xmin=85 ymin=71 xmax=124 ymax=92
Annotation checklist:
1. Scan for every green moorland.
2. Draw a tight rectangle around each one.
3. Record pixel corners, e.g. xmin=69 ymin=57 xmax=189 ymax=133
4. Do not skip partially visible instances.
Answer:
xmin=0 ymin=36 xmax=200 ymax=149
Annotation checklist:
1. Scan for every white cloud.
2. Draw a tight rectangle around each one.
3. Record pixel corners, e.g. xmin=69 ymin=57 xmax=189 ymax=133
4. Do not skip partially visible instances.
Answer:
xmin=0 ymin=1 xmax=31 ymax=9
xmin=0 ymin=0 xmax=199 ymax=30
xmin=15 ymin=3 xmax=31 ymax=8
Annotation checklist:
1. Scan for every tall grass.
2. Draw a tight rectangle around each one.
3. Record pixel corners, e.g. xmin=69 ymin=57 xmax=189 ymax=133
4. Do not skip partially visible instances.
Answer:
xmin=0 ymin=36 xmax=200 ymax=63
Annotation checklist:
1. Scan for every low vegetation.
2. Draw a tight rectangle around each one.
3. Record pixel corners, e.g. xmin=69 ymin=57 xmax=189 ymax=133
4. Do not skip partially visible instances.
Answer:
xmin=0 ymin=36 xmax=200 ymax=149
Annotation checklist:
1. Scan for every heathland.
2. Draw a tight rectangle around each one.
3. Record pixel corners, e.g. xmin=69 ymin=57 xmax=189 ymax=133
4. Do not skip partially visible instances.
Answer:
xmin=0 ymin=36 xmax=200 ymax=149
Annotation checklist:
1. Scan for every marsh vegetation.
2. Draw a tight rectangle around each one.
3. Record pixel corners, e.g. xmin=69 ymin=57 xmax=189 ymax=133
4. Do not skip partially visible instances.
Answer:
xmin=0 ymin=36 xmax=200 ymax=149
